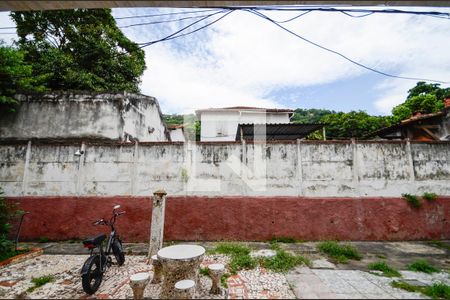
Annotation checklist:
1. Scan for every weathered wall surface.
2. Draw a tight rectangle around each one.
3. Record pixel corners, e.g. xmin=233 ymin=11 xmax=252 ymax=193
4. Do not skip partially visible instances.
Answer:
xmin=0 ymin=92 xmax=170 ymax=142
xmin=1 ymin=140 xmax=449 ymax=197
xmin=7 ymin=196 xmax=450 ymax=241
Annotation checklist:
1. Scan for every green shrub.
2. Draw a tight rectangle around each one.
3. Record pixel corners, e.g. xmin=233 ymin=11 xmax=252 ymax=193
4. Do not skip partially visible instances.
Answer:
xmin=407 ymin=260 xmax=439 ymax=274
xmin=270 ymin=236 xmax=299 ymax=244
xmin=260 ymin=249 xmax=310 ymax=273
xmin=211 ymin=242 xmax=251 ymax=256
xmin=402 ymin=194 xmax=422 ymax=208
xmin=368 ymin=261 xmax=401 ymax=277
xmin=0 ymin=188 xmax=24 ymax=261
xmin=317 ymin=241 xmax=362 ymax=263
xmin=221 ymin=273 xmax=230 ymax=288
xmin=422 ymin=192 xmax=438 ymax=201
xmin=199 ymin=267 xmax=210 ymax=277
xmin=391 ymin=280 xmax=418 ymax=293
xmin=211 ymin=243 xmax=256 ymax=274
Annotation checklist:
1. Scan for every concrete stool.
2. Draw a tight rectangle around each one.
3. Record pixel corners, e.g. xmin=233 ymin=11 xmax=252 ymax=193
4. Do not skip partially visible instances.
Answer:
xmin=208 ymin=263 xmax=225 ymax=295
xmin=174 ymin=279 xmax=196 ymax=299
xmin=129 ymin=272 xmax=150 ymax=299
xmin=151 ymin=254 xmax=163 ymax=284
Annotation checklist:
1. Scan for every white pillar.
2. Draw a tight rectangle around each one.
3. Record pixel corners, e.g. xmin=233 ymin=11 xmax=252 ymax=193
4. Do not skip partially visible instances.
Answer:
xmin=148 ymin=189 xmax=167 ymax=260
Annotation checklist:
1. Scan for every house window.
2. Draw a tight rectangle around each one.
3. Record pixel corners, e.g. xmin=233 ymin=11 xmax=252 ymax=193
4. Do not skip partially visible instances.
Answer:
xmin=216 ymin=121 xmax=228 ymax=137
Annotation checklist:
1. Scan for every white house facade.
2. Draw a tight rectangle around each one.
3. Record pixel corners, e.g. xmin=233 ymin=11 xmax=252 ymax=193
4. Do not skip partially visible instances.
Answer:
xmin=195 ymin=107 xmax=294 ymax=141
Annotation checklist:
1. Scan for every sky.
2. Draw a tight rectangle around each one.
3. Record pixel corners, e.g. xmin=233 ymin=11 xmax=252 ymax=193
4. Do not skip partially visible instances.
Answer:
xmin=1 ymin=6 xmax=449 ymax=116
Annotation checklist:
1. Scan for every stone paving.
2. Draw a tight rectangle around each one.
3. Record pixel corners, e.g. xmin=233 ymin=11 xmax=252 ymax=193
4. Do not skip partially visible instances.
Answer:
xmin=0 ymin=241 xmax=449 ymax=299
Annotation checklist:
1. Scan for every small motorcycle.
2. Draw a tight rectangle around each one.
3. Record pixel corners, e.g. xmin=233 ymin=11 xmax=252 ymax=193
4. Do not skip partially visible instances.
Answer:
xmin=81 ymin=204 xmax=126 ymax=295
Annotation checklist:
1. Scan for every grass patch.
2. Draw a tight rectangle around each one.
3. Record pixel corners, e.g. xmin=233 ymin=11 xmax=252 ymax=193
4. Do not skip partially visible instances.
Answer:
xmin=423 ymin=192 xmax=438 ymax=201
xmin=38 ymin=236 xmax=50 ymax=243
xmin=27 ymin=275 xmax=54 ymax=293
xmin=270 ymin=236 xmax=299 ymax=244
xmin=317 ymin=241 xmax=362 ymax=264
xmin=210 ymin=242 xmax=256 ymax=274
xmin=221 ymin=273 xmax=230 ymax=288
xmin=408 ymin=260 xmax=439 ymax=274
xmin=368 ymin=261 xmax=401 ymax=277
xmin=199 ymin=267 xmax=210 ymax=277
xmin=376 ymin=253 xmax=387 ymax=259
xmin=260 ymin=249 xmax=310 ymax=273
xmin=427 ymin=241 xmax=450 ymax=251
xmin=391 ymin=281 xmax=450 ymax=299
xmin=402 ymin=194 xmax=422 ymax=208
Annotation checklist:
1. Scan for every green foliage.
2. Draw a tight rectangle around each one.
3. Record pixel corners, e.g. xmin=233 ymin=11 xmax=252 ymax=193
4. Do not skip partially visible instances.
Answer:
xmin=27 ymin=275 xmax=54 ymax=293
xmin=319 ymin=111 xmax=392 ymax=139
xmin=38 ymin=236 xmax=50 ymax=243
xmin=391 ymin=280 xmax=450 ymax=299
xmin=392 ymin=94 xmax=444 ymax=122
xmin=407 ymin=260 xmax=439 ymax=274
xmin=368 ymin=261 xmax=401 ymax=277
xmin=163 ymin=114 xmax=200 ymax=141
xmin=199 ymin=267 xmax=210 ymax=277
xmin=402 ymin=194 xmax=422 ymax=208
xmin=260 ymin=249 xmax=310 ymax=273
xmin=317 ymin=241 xmax=362 ymax=263
xmin=221 ymin=273 xmax=230 ymax=288
xmin=11 ymin=9 xmax=145 ymax=93
xmin=407 ymin=82 xmax=450 ymax=101
xmin=423 ymin=192 xmax=438 ymax=201
xmin=270 ymin=236 xmax=299 ymax=244
xmin=427 ymin=241 xmax=450 ymax=251
xmin=376 ymin=253 xmax=387 ymax=259
xmin=291 ymin=108 xmax=335 ymax=124
xmin=0 ymin=188 xmax=23 ymax=261
xmin=0 ymin=43 xmax=46 ymax=114
xmin=210 ymin=243 xmax=256 ymax=274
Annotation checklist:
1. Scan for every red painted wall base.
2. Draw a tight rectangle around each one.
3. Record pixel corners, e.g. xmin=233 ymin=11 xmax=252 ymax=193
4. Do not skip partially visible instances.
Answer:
xmin=7 ymin=196 xmax=450 ymax=242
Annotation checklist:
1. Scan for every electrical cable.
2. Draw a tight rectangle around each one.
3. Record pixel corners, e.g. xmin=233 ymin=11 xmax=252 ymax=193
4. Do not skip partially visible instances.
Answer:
xmin=245 ymin=8 xmax=449 ymax=84
xmin=114 ymin=8 xmax=221 ymax=20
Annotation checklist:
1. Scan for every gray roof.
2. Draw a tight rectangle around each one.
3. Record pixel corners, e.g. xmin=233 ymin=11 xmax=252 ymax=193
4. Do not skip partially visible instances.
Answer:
xmin=236 ymin=123 xmax=323 ymax=141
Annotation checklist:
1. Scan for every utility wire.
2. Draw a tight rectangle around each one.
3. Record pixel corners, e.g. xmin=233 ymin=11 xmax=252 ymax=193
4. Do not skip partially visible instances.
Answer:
xmin=118 ymin=11 xmax=224 ymax=29
xmin=138 ymin=9 xmax=232 ymax=48
xmin=245 ymin=8 xmax=449 ymax=84
xmin=114 ymin=8 xmax=221 ymax=20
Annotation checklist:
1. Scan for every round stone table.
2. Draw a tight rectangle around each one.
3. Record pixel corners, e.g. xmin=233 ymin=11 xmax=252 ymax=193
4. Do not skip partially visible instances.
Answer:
xmin=157 ymin=244 xmax=205 ymax=299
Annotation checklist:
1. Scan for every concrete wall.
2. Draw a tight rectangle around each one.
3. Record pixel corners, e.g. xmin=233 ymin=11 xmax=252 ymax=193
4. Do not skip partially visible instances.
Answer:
xmin=199 ymin=110 xmax=290 ymax=141
xmin=1 ymin=140 xmax=449 ymax=197
xmin=0 ymin=92 xmax=170 ymax=142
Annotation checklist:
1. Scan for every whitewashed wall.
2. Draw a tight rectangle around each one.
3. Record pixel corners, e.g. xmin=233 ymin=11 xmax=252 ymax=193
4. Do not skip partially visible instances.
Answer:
xmin=0 ymin=141 xmax=449 ymax=197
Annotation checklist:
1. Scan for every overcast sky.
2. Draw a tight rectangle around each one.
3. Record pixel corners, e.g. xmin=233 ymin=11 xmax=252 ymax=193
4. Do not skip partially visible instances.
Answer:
xmin=1 ymin=6 xmax=449 ymax=115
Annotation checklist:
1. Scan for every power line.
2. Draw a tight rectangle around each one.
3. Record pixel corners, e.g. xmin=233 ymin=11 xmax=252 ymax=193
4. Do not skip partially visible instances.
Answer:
xmin=114 ymin=8 xmax=221 ymax=20
xmin=138 ymin=9 xmax=233 ymax=48
xmin=245 ymin=8 xmax=449 ymax=84
xmin=118 ymin=11 xmax=223 ymax=29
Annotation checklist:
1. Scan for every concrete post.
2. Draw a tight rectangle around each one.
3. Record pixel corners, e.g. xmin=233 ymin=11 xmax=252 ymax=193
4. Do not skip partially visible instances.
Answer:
xmin=405 ymin=138 xmax=415 ymax=182
xmin=148 ymin=189 xmax=167 ymax=261
xmin=296 ymin=139 xmax=303 ymax=196
xmin=21 ymin=140 xmax=32 ymax=195
xmin=351 ymin=138 xmax=360 ymax=196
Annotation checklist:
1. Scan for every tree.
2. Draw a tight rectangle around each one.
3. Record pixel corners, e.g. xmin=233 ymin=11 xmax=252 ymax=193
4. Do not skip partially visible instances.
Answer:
xmin=319 ymin=111 xmax=392 ymax=139
xmin=0 ymin=43 xmax=45 ymax=114
xmin=391 ymin=82 xmax=449 ymax=122
xmin=291 ymin=108 xmax=335 ymax=124
xmin=11 ymin=9 xmax=146 ymax=93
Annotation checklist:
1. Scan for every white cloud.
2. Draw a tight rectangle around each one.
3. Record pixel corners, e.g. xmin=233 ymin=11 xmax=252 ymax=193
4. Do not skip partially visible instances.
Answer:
xmin=114 ymin=7 xmax=450 ymax=114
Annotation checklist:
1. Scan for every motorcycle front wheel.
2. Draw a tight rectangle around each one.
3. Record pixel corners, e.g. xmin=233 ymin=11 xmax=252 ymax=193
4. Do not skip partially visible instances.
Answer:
xmin=81 ymin=255 xmax=104 ymax=295
xmin=112 ymin=239 xmax=125 ymax=266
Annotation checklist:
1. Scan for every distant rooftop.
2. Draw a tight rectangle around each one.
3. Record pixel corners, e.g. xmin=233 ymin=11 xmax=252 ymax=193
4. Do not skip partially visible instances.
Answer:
xmin=195 ymin=106 xmax=294 ymax=118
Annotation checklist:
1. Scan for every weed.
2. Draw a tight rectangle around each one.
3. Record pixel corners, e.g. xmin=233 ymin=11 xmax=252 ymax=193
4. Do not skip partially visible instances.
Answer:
xmin=221 ymin=273 xmax=230 ymax=288
xmin=402 ymin=194 xmax=422 ymax=208
xmin=199 ymin=267 xmax=210 ymax=277
xmin=317 ymin=241 xmax=362 ymax=263
xmin=423 ymin=282 xmax=450 ymax=299
xmin=368 ymin=261 xmax=401 ymax=277
xmin=260 ymin=249 xmax=310 ymax=273
xmin=408 ymin=260 xmax=439 ymax=274
xmin=270 ymin=236 xmax=299 ymax=244
xmin=211 ymin=243 xmax=256 ymax=274
xmin=376 ymin=253 xmax=387 ymax=259
xmin=229 ymin=253 xmax=257 ymax=274
xmin=38 ymin=236 xmax=49 ymax=243
xmin=427 ymin=241 xmax=450 ymax=251
xmin=210 ymin=242 xmax=251 ymax=256
xmin=391 ymin=280 xmax=450 ymax=299
xmin=180 ymin=168 xmax=189 ymax=183
xmin=422 ymin=192 xmax=438 ymax=201
xmin=27 ymin=275 xmax=54 ymax=293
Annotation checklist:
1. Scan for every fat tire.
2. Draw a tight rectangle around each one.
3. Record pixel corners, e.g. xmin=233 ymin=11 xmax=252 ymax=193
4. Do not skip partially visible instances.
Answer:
xmin=81 ymin=255 xmax=103 ymax=295
xmin=112 ymin=239 xmax=125 ymax=266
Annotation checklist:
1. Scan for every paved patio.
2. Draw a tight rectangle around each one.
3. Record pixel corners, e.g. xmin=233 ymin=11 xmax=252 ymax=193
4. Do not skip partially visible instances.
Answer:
xmin=0 ymin=241 xmax=448 ymax=299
